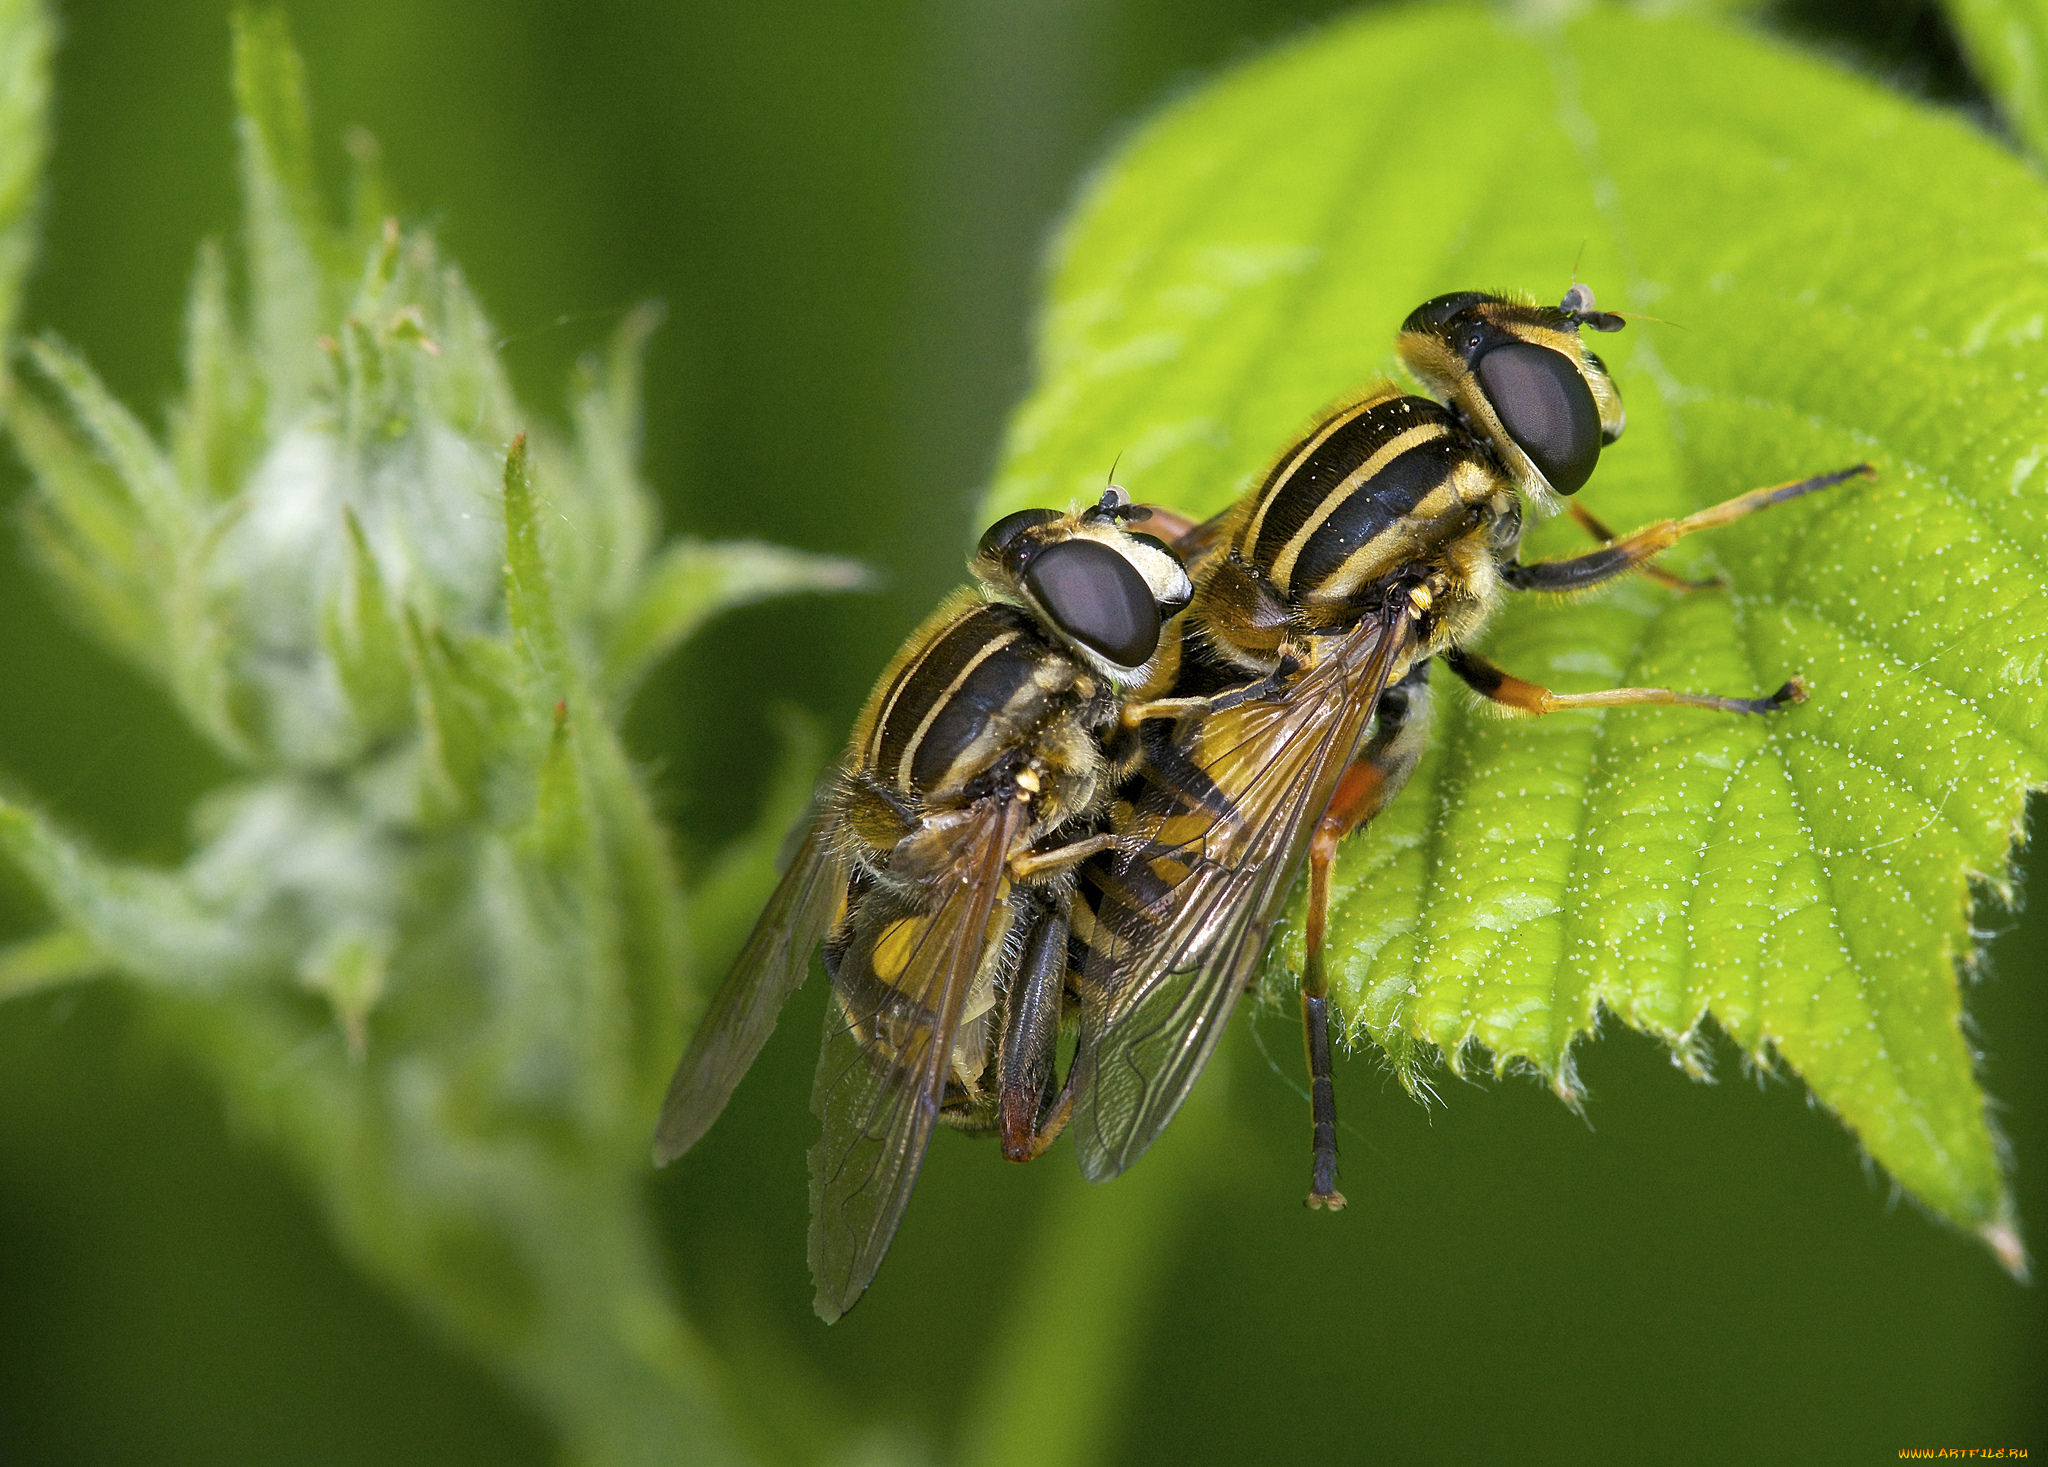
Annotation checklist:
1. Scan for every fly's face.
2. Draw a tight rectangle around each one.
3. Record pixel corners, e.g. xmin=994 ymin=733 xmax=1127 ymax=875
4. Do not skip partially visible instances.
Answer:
xmin=972 ymin=489 xmax=1194 ymax=687
xmin=1396 ymin=285 xmax=1627 ymax=509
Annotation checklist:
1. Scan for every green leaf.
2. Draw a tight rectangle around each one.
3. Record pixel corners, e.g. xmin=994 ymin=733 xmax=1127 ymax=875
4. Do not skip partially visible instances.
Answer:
xmin=25 ymin=336 xmax=189 ymax=535
xmin=0 ymin=801 xmax=266 ymax=987
xmin=501 ymin=433 xmax=568 ymax=694
xmin=0 ymin=926 xmax=105 ymax=1004
xmin=6 ymin=392 xmax=164 ymax=667
xmin=531 ymin=699 xmax=588 ymax=868
xmin=171 ymin=238 xmax=263 ymax=502
xmin=231 ymin=5 xmax=327 ymax=424
xmin=323 ymin=507 xmax=414 ymax=739
xmin=600 ymin=538 xmax=869 ymax=701
xmin=1947 ymin=0 xmax=2048 ymax=163
xmin=574 ymin=705 xmax=692 ymax=1110
xmin=297 ymin=921 xmax=392 ymax=1056
xmin=985 ymin=3 xmax=2046 ymax=1261
xmin=400 ymin=607 xmax=494 ymax=819
xmin=0 ymin=0 xmax=51 ymax=389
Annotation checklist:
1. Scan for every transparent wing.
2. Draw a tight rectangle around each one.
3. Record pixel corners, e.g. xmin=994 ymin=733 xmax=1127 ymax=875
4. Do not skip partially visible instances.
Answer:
xmin=1071 ymin=609 xmax=1413 ymax=1181
xmin=806 ymin=797 xmax=1027 ymax=1322
xmin=653 ymin=821 xmax=844 ymax=1164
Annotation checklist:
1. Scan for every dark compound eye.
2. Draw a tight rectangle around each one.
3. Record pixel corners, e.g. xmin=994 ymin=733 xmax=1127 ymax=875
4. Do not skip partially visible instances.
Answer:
xmin=1402 ymin=291 xmax=1494 ymax=335
xmin=977 ymin=508 xmax=1061 ymax=563
xmin=1473 ymin=341 xmax=1603 ymax=495
xmin=1022 ymin=537 xmax=1161 ymax=667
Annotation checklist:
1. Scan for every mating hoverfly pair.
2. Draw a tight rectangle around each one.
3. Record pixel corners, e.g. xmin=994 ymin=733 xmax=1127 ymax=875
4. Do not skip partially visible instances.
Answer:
xmin=654 ymin=284 xmax=1871 ymax=1321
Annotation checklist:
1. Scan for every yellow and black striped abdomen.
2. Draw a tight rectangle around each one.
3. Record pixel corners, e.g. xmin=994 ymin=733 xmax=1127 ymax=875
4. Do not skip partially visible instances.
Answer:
xmin=862 ymin=597 xmax=1070 ymax=798
xmin=1236 ymin=391 xmax=1479 ymax=602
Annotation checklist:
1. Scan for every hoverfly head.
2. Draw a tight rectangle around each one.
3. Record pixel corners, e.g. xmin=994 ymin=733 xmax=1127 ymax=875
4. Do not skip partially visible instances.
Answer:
xmin=1396 ymin=286 xmax=1628 ymax=510
xmin=972 ymin=499 xmax=1192 ymax=678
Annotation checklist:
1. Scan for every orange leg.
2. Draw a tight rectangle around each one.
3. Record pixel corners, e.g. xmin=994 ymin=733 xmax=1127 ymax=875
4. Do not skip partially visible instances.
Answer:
xmin=1442 ymin=645 xmax=1808 ymax=718
xmin=1566 ymin=502 xmax=1719 ymax=593
xmin=1298 ymin=662 xmax=1433 ymax=1210
xmin=1509 ymin=464 xmax=1872 ymax=595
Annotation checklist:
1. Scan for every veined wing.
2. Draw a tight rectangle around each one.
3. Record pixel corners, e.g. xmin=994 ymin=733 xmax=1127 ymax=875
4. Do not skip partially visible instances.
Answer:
xmin=807 ymin=796 xmax=1028 ymax=1322
xmin=653 ymin=822 xmax=845 ymax=1164
xmin=1070 ymin=604 xmax=1414 ymax=1182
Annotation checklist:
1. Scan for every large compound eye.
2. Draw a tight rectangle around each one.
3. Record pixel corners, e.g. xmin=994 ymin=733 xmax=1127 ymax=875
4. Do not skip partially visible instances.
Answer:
xmin=977 ymin=508 xmax=1062 ymax=563
xmin=1474 ymin=341 xmax=1602 ymax=495
xmin=1402 ymin=291 xmax=1494 ymax=336
xmin=1023 ymin=538 xmax=1160 ymax=667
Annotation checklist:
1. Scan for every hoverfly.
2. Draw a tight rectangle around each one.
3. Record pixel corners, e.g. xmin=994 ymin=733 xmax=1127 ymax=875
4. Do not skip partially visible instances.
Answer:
xmin=1065 ymin=285 xmax=1873 ymax=1206
xmin=653 ymin=491 xmax=1192 ymax=1321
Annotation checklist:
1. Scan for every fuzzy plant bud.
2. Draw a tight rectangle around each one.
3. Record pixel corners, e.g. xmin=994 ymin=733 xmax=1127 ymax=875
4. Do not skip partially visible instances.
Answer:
xmin=0 ymin=10 xmax=861 ymax=1461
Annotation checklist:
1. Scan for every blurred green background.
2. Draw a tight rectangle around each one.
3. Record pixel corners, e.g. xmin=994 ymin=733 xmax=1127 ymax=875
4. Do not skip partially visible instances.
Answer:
xmin=0 ymin=1 xmax=2039 ymax=1462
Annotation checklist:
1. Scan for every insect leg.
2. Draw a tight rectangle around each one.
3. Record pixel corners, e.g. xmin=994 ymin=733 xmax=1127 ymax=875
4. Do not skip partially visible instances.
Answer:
xmin=1506 ymin=463 xmax=1872 ymax=594
xmin=1565 ymin=502 xmax=1719 ymax=593
xmin=1298 ymin=661 xmax=1434 ymax=1211
xmin=998 ymin=894 xmax=1075 ymax=1161
xmin=1119 ymin=646 xmax=1305 ymax=727
xmin=1443 ymin=645 xmax=1807 ymax=716
xmin=1008 ymin=831 xmax=1118 ymax=881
